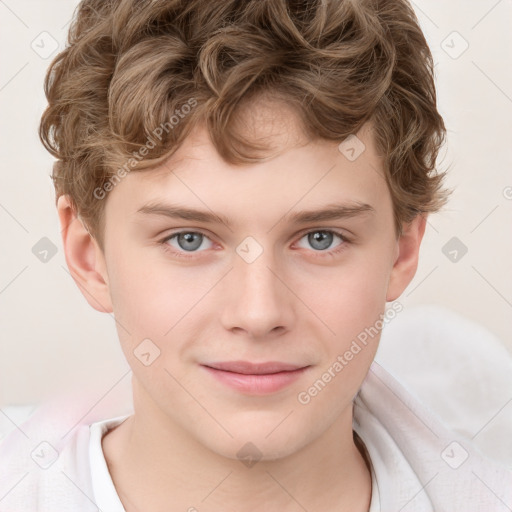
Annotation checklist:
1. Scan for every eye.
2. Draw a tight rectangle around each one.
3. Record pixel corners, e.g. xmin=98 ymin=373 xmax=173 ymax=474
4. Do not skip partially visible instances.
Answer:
xmin=159 ymin=228 xmax=351 ymax=260
xmin=161 ymin=231 xmax=214 ymax=257
xmin=295 ymin=229 xmax=348 ymax=255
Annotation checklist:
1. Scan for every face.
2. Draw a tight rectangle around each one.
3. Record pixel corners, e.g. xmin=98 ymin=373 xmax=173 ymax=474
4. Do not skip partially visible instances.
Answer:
xmin=63 ymin=102 xmax=422 ymax=462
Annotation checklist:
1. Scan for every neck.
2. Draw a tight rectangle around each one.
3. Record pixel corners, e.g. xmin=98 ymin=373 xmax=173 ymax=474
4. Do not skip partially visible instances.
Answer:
xmin=102 ymin=383 xmax=372 ymax=512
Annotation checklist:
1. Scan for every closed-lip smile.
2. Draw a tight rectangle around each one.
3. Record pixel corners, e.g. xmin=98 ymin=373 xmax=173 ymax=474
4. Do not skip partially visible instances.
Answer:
xmin=202 ymin=360 xmax=308 ymax=374
xmin=200 ymin=360 xmax=311 ymax=395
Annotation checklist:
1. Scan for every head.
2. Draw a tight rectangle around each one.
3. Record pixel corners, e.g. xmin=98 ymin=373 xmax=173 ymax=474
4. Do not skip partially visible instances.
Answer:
xmin=41 ymin=0 xmax=450 ymax=460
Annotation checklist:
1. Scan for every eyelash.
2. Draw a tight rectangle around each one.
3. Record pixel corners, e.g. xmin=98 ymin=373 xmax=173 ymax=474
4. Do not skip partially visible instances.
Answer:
xmin=159 ymin=229 xmax=352 ymax=260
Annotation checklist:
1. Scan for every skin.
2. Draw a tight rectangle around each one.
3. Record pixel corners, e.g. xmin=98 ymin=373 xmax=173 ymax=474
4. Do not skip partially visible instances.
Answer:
xmin=57 ymin=101 xmax=426 ymax=512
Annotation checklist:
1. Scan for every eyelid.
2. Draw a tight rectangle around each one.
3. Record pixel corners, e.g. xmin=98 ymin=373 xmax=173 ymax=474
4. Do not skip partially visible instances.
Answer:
xmin=160 ymin=228 xmax=211 ymax=241
xmin=160 ymin=229 xmax=217 ymax=250
xmin=160 ymin=226 xmax=352 ymax=243
xmin=294 ymin=226 xmax=352 ymax=242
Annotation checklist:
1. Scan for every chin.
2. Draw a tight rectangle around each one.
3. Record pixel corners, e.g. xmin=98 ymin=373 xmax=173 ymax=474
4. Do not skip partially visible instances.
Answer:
xmin=200 ymin=425 xmax=309 ymax=464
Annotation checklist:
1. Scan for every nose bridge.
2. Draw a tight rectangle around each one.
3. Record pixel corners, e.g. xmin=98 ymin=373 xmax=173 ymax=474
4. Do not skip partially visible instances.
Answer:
xmin=220 ymin=237 xmax=294 ymax=337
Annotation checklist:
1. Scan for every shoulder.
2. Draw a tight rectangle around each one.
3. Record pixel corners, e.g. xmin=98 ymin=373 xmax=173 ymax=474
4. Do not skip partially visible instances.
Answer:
xmin=0 ymin=401 xmax=117 ymax=511
xmin=354 ymin=362 xmax=512 ymax=511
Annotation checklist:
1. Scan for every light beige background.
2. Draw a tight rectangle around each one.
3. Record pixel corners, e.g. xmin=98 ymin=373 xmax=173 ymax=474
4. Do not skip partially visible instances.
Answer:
xmin=1 ymin=0 xmax=511 ymax=406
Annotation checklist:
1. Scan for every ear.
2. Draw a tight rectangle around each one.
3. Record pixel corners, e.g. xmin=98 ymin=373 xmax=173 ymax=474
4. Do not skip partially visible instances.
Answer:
xmin=57 ymin=195 xmax=113 ymax=313
xmin=386 ymin=214 xmax=427 ymax=302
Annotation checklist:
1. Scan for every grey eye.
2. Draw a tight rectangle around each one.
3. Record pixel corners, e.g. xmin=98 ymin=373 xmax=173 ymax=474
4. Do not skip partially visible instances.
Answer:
xmin=166 ymin=232 xmax=212 ymax=252
xmin=177 ymin=232 xmax=203 ymax=251
xmin=297 ymin=231 xmax=344 ymax=251
xmin=308 ymin=231 xmax=333 ymax=250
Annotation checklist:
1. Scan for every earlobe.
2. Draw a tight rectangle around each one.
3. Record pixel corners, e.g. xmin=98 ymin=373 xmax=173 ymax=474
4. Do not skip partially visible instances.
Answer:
xmin=385 ymin=214 xmax=427 ymax=302
xmin=57 ymin=195 xmax=113 ymax=313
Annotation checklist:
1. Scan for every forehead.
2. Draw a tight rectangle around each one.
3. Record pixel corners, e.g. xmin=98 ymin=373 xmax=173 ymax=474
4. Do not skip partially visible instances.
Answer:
xmin=105 ymin=103 xmax=390 ymax=230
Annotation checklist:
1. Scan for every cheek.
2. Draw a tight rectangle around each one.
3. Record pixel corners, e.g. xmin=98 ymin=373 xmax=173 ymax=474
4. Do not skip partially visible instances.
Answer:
xmin=108 ymin=248 xmax=202 ymax=328
xmin=106 ymin=248 xmax=222 ymax=378
xmin=106 ymin=255 xmax=197 ymax=395
xmin=305 ymin=249 xmax=393 ymax=341
xmin=294 ymin=256 xmax=392 ymax=418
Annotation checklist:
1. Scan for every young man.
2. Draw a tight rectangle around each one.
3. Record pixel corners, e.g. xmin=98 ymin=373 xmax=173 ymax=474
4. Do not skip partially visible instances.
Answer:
xmin=1 ymin=0 xmax=511 ymax=510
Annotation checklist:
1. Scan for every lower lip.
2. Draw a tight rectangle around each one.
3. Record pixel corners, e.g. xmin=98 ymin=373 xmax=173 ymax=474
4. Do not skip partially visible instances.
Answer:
xmin=201 ymin=366 xmax=310 ymax=395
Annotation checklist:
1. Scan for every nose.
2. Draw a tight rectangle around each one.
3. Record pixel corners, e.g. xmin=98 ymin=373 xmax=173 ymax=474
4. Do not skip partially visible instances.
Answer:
xmin=219 ymin=244 xmax=296 ymax=339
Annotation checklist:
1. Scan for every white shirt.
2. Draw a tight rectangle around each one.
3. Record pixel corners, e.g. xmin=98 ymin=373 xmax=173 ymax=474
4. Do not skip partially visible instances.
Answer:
xmin=1 ymin=361 xmax=511 ymax=511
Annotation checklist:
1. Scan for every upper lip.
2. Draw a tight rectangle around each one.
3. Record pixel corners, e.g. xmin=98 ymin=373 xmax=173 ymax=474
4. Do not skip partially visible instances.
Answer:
xmin=202 ymin=361 xmax=308 ymax=375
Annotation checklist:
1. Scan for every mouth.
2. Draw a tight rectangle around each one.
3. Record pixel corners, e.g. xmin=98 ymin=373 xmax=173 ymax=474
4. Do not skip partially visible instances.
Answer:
xmin=200 ymin=361 xmax=311 ymax=395
xmin=203 ymin=360 xmax=307 ymax=374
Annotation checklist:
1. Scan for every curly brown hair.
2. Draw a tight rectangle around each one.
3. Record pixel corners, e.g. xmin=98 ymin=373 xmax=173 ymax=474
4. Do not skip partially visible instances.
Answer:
xmin=39 ymin=0 xmax=450 ymax=247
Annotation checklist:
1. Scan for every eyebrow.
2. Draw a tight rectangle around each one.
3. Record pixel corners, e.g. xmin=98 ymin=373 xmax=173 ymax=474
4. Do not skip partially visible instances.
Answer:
xmin=136 ymin=201 xmax=375 ymax=227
